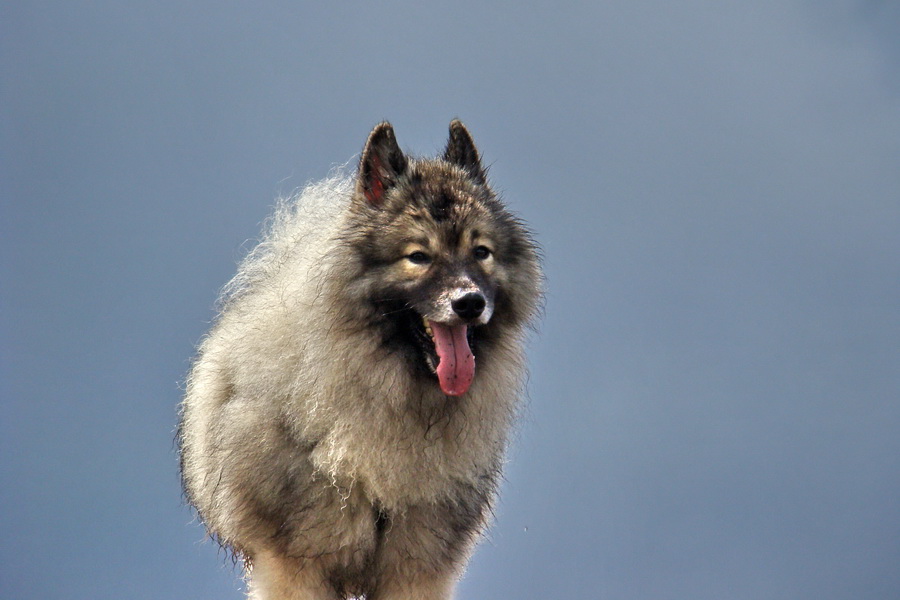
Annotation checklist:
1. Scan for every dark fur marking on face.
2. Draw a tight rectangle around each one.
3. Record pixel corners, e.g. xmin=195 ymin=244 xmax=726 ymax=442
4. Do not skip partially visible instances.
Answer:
xmin=386 ymin=310 xmax=439 ymax=381
xmin=428 ymin=189 xmax=456 ymax=222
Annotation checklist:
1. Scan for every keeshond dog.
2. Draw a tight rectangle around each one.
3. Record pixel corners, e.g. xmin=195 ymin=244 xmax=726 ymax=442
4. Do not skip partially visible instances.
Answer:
xmin=179 ymin=120 xmax=541 ymax=599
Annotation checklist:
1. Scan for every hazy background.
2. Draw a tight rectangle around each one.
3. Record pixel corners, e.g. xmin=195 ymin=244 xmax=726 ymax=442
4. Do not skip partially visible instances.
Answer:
xmin=2 ymin=2 xmax=898 ymax=598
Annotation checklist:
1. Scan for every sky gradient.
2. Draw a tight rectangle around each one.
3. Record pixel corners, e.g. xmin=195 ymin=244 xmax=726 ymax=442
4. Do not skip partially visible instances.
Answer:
xmin=2 ymin=2 xmax=899 ymax=598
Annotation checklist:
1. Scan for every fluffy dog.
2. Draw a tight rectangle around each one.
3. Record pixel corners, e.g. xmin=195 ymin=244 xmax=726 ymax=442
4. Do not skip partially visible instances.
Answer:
xmin=179 ymin=121 xmax=541 ymax=599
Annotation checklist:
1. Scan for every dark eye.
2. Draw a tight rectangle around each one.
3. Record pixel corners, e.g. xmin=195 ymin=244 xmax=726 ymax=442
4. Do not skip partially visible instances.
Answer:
xmin=473 ymin=246 xmax=492 ymax=260
xmin=407 ymin=251 xmax=431 ymax=265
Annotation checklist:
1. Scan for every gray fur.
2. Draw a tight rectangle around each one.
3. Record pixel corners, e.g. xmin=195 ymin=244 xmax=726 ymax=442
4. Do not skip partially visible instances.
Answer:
xmin=179 ymin=121 xmax=541 ymax=599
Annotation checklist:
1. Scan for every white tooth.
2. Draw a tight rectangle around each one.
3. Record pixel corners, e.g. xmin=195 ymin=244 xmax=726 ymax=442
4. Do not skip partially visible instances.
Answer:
xmin=423 ymin=318 xmax=433 ymax=337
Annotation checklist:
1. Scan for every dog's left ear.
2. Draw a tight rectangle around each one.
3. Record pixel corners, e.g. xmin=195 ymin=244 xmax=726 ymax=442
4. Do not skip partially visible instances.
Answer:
xmin=444 ymin=120 xmax=486 ymax=184
xmin=358 ymin=122 xmax=408 ymax=207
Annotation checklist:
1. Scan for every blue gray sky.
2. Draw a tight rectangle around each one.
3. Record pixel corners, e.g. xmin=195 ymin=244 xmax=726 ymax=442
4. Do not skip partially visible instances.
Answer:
xmin=2 ymin=2 xmax=898 ymax=599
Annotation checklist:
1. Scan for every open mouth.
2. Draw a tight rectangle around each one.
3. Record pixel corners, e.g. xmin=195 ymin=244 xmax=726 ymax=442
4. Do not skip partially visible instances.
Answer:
xmin=413 ymin=316 xmax=476 ymax=396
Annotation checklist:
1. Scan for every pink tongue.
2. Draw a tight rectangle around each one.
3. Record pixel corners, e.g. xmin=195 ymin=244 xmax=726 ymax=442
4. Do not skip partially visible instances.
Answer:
xmin=429 ymin=321 xmax=475 ymax=396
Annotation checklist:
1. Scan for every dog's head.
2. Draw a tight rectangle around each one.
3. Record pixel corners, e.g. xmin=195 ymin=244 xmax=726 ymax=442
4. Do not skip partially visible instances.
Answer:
xmin=342 ymin=121 xmax=540 ymax=396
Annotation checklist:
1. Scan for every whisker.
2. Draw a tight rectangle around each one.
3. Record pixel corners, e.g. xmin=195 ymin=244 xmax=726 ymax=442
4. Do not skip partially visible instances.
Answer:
xmin=379 ymin=304 xmax=414 ymax=317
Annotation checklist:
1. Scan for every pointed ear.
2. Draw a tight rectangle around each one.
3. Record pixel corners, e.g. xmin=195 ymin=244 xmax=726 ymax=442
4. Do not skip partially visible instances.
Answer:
xmin=444 ymin=119 xmax=486 ymax=184
xmin=357 ymin=122 xmax=408 ymax=206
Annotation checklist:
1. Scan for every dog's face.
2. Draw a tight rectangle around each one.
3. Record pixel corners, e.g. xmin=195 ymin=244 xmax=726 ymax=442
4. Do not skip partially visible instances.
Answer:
xmin=343 ymin=121 xmax=538 ymax=396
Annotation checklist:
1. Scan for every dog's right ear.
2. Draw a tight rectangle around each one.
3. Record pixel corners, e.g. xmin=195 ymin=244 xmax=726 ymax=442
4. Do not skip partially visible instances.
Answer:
xmin=444 ymin=119 xmax=487 ymax=185
xmin=357 ymin=122 xmax=408 ymax=207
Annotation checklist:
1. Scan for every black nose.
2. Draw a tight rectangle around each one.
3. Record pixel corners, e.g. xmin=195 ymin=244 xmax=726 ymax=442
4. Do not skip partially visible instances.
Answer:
xmin=452 ymin=292 xmax=486 ymax=321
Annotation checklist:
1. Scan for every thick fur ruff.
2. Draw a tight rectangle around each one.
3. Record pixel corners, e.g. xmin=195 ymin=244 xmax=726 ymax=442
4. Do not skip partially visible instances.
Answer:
xmin=179 ymin=121 xmax=541 ymax=599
